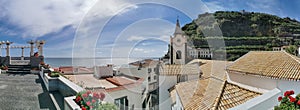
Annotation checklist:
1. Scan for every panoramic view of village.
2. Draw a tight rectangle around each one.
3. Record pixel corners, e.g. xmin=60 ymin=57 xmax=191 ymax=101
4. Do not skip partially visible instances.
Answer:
xmin=0 ymin=0 xmax=300 ymax=110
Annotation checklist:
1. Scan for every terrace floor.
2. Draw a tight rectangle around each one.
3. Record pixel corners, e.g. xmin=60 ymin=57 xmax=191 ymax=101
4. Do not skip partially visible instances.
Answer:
xmin=0 ymin=73 xmax=55 ymax=110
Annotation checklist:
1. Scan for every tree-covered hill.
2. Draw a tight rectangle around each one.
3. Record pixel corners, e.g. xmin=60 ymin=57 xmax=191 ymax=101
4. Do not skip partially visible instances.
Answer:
xmin=182 ymin=11 xmax=300 ymax=60
xmin=183 ymin=11 xmax=300 ymax=38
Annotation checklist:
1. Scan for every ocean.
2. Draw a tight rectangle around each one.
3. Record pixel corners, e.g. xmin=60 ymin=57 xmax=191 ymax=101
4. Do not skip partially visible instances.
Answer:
xmin=44 ymin=57 xmax=152 ymax=68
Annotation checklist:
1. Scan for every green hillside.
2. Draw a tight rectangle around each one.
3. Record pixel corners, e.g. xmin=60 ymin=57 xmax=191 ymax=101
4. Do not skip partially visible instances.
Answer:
xmin=182 ymin=11 xmax=300 ymax=60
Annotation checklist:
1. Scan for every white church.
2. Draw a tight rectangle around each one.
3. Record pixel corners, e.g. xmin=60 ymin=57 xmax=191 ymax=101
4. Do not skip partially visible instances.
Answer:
xmin=168 ymin=19 xmax=212 ymax=65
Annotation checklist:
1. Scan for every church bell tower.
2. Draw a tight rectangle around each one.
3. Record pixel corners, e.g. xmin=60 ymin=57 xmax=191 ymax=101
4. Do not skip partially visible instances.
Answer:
xmin=169 ymin=18 xmax=187 ymax=64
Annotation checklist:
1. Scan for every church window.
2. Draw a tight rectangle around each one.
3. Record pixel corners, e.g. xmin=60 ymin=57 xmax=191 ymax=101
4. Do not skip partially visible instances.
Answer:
xmin=176 ymin=51 xmax=182 ymax=59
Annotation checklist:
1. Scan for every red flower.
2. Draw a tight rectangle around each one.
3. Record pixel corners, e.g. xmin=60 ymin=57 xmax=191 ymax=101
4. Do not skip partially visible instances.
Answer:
xmin=86 ymin=101 xmax=91 ymax=106
xmin=87 ymin=91 xmax=92 ymax=95
xmin=54 ymin=68 xmax=59 ymax=72
xmin=93 ymin=92 xmax=98 ymax=97
xmin=81 ymin=106 xmax=86 ymax=110
xmin=278 ymin=96 xmax=283 ymax=102
xmin=99 ymin=92 xmax=105 ymax=100
xmin=92 ymin=99 xmax=96 ymax=103
xmin=284 ymin=91 xmax=291 ymax=96
xmin=290 ymin=90 xmax=295 ymax=95
xmin=82 ymin=93 xmax=88 ymax=98
xmin=75 ymin=96 xmax=82 ymax=103
xmin=297 ymin=100 xmax=300 ymax=105
xmin=289 ymin=96 xmax=296 ymax=102
xmin=93 ymin=92 xmax=101 ymax=99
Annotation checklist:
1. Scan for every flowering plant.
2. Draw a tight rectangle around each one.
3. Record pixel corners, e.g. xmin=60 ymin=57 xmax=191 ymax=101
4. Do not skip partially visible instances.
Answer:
xmin=275 ymin=90 xmax=300 ymax=110
xmin=75 ymin=91 xmax=117 ymax=110
xmin=40 ymin=62 xmax=50 ymax=69
xmin=48 ymin=69 xmax=61 ymax=77
xmin=0 ymin=65 xmax=8 ymax=70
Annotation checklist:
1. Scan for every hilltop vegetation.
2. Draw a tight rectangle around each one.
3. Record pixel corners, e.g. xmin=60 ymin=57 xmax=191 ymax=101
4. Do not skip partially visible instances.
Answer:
xmin=183 ymin=11 xmax=300 ymax=38
xmin=182 ymin=11 xmax=300 ymax=60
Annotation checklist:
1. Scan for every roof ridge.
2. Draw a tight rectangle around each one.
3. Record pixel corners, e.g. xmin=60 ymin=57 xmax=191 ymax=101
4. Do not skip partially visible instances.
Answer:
xmin=282 ymin=51 xmax=300 ymax=64
xmin=212 ymin=81 xmax=227 ymax=110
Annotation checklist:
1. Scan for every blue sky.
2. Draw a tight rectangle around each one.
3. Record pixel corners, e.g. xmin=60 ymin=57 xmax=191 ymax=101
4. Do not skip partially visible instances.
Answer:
xmin=0 ymin=0 xmax=299 ymax=58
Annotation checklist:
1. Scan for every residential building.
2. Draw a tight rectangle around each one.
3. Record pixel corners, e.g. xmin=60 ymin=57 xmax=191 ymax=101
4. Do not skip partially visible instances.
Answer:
xmin=116 ymin=59 xmax=160 ymax=109
xmin=62 ymin=66 xmax=144 ymax=110
xmin=272 ymin=47 xmax=281 ymax=51
xmin=171 ymin=51 xmax=300 ymax=110
xmin=159 ymin=63 xmax=200 ymax=110
xmin=198 ymin=48 xmax=212 ymax=58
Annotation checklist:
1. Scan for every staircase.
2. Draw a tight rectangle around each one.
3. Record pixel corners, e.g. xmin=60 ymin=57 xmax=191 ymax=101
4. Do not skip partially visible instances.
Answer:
xmin=7 ymin=65 xmax=31 ymax=74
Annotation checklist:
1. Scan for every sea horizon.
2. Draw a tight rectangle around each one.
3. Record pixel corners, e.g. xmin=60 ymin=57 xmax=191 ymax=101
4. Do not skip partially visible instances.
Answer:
xmin=44 ymin=57 xmax=161 ymax=68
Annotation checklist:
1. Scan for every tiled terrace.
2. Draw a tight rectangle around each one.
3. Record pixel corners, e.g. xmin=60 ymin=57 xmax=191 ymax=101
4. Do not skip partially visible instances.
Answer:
xmin=0 ymin=74 xmax=55 ymax=109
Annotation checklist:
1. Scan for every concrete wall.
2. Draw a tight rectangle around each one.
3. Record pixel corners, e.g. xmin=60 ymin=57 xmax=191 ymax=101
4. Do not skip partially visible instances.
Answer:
xmin=159 ymin=75 xmax=177 ymax=110
xmin=298 ymin=46 xmax=300 ymax=56
xmin=118 ymin=65 xmax=159 ymax=92
xmin=40 ymin=69 xmax=84 ymax=96
xmin=188 ymin=74 xmax=199 ymax=81
xmin=105 ymin=86 xmax=144 ymax=110
xmin=228 ymin=71 xmax=300 ymax=92
xmin=30 ymin=56 xmax=44 ymax=68
xmin=172 ymin=91 xmax=184 ymax=110
xmin=228 ymin=71 xmax=277 ymax=90
xmin=0 ymin=57 xmax=10 ymax=66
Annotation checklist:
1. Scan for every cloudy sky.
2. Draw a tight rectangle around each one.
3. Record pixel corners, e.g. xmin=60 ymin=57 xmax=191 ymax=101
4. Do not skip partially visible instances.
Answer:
xmin=0 ymin=0 xmax=299 ymax=58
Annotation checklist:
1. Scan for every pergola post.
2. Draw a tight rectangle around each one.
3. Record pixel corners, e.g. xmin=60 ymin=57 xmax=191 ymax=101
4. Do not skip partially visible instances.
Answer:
xmin=0 ymin=42 xmax=3 ymax=57
xmin=5 ymin=41 xmax=12 ymax=57
xmin=27 ymin=40 xmax=34 ymax=57
xmin=21 ymin=47 xmax=24 ymax=60
xmin=38 ymin=40 xmax=45 ymax=57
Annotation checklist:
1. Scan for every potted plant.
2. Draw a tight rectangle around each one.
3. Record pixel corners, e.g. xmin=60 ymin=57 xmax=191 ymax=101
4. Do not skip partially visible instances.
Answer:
xmin=74 ymin=91 xmax=117 ymax=110
xmin=0 ymin=65 xmax=8 ymax=70
xmin=275 ymin=90 xmax=300 ymax=110
xmin=48 ymin=68 xmax=60 ymax=77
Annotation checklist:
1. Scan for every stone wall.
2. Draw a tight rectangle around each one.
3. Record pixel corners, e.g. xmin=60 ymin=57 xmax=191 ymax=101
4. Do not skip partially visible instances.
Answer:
xmin=30 ymin=56 xmax=44 ymax=68
xmin=0 ymin=57 xmax=10 ymax=66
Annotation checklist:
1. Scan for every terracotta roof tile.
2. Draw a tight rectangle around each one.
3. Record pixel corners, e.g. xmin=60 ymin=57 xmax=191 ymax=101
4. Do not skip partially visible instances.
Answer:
xmin=171 ymin=59 xmax=262 ymax=110
xmin=215 ymin=82 xmax=262 ymax=110
xmin=160 ymin=64 xmax=200 ymax=75
xmin=173 ymin=79 xmax=262 ymax=110
xmin=227 ymin=51 xmax=300 ymax=81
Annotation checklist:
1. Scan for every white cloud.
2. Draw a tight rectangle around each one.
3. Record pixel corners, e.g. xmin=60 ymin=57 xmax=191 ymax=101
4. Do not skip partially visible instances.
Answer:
xmin=203 ymin=1 xmax=225 ymax=12
xmin=3 ymin=0 xmax=96 ymax=38
xmin=1 ymin=0 xmax=137 ymax=39
xmin=133 ymin=48 xmax=144 ymax=52
xmin=245 ymin=0 xmax=283 ymax=18
xmin=127 ymin=36 xmax=145 ymax=41
xmin=159 ymin=35 xmax=171 ymax=42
